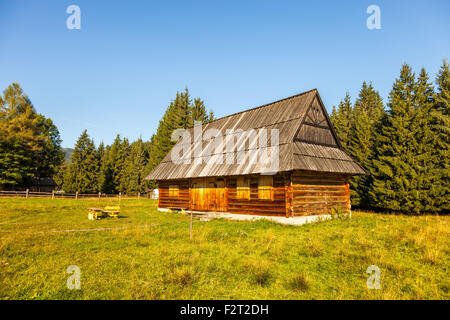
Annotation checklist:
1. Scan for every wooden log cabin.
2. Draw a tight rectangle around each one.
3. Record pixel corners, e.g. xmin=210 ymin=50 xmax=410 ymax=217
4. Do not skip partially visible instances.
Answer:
xmin=146 ymin=89 xmax=365 ymax=217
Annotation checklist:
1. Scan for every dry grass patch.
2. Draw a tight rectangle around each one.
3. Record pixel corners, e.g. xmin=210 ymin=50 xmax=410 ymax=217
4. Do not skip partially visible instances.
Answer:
xmin=288 ymin=273 xmax=311 ymax=292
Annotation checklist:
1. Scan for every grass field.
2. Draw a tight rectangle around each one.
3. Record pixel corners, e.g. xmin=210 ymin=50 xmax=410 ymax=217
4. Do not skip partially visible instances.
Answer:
xmin=0 ymin=199 xmax=448 ymax=300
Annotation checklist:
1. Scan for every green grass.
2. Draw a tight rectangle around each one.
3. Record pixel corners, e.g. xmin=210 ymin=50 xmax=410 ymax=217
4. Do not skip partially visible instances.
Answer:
xmin=0 ymin=199 xmax=448 ymax=300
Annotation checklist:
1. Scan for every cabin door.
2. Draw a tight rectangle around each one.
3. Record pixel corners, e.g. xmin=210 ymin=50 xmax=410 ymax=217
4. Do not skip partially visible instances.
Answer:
xmin=190 ymin=178 xmax=226 ymax=212
xmin=213 ymin=180 xmax=226 ymax=212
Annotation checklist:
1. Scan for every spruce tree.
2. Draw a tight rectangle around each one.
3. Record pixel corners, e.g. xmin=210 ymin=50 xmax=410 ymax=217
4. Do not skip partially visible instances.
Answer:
xmin=64 ymin=130 xmax=100 ymax=193
xmin=430 ymin=60 xmax=450 ymax=211
xmin=330 ymin=105 xmax=338 ymax=120
xmin=53 ymin=162 xmax=68 ymax=190
xmin=33 ymin=115 xmax=65 ymax=184
xmin=347 ymin=82 xmax=385 ymax=208
xmin=100 ymin=145 xmax=114 ymax=193
xmin=97 ymin=142 xmax=106 ymax=192
xmin=118 ymin=138 xmax=130 ymax=193
xmin=121 ymin=138 xmax=149 ymax=194
xmin=330 ymin=92 xmax=352 ymax=150
xmin=371 ymin=64 xmax=422 ymax=213
xmin=178 ymin=88 xmax=192 ymax=129
xmin=104 ymin=135 xmax=124 ymax=193
xmin=208 ymin=110 xmax=215 ymax=123
xmin=413 ymin=68 xmax=439 ymax=212
xmin=147 ymin=89 xmax=212 ymax=172
xmin=144 ymin=134 xmax=158 ymax=190
xmin=189 ymin=98 xmax=209 ymax=126
xmin=148 ymin=96 xmax=182 ymax=171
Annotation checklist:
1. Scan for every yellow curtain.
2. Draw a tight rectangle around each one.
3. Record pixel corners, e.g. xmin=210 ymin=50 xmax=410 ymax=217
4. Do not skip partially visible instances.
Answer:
xmin=236 ymin=177 xmax=250 ymax=199
xmin=169 ymin=185 xmax=179 ymax=197
xmin=258 ymin=175 xmax=273 ymax=200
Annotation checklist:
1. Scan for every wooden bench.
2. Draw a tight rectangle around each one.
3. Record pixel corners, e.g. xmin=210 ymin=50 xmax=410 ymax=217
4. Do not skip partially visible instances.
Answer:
xmin=88 ymin=208 xmax=104 ymax=220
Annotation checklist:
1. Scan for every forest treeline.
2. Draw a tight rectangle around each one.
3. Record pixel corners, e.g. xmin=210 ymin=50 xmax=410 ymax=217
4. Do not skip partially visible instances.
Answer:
xmin=0 ymin=87 xmax=214 ymax=194
xmin=55 ymin=88 xmax=214 ymax=194
xmin=330 ymin=61 xmax=449 ymax=213
xmin=1 ymin=60 xmax=448 ymax=213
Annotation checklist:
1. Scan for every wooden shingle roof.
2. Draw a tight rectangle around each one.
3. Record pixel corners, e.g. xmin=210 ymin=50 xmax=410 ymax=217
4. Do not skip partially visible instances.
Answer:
xmin=146 ymin=89 xmax=365 ymax=180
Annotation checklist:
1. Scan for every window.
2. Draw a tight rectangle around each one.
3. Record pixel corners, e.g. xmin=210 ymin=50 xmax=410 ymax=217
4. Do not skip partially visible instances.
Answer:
xmin=236 ymin=176 xmax=250 ymax=199
xmin=169 ymin=185 xmax=179 ymax=197
xmin=258 ymin=175 xmax=273 ymax=200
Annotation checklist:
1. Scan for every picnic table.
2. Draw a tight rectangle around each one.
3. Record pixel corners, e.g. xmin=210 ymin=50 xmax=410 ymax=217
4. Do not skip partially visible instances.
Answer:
xmin=88 ymin=206 xmax=120 ymax=220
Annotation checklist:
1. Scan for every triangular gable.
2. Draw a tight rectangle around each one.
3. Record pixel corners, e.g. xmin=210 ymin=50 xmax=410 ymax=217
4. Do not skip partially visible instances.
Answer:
xmin=294 ymin=94 xmax=340 ymax=147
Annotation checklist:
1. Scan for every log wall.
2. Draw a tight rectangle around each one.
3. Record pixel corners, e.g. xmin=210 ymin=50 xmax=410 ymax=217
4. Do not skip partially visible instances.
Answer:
xmin=157 ymin=171 xmax=351 ymax=217
xmin=226 ymin=174 xmax=286 ymax=216
xmin=158 ymin=179 xmax=190 ymax=210
xmin=291 ymin=171 xmax=350 ymax=216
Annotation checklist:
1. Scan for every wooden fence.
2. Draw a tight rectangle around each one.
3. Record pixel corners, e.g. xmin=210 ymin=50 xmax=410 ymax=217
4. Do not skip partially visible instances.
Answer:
xmin=0 ymin=190 xmax=158 ymax=200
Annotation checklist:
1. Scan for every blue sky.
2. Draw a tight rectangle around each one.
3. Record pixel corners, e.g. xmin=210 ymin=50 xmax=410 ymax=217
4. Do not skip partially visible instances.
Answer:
xmin=1 ymin=0 xmax=449 ymax=148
